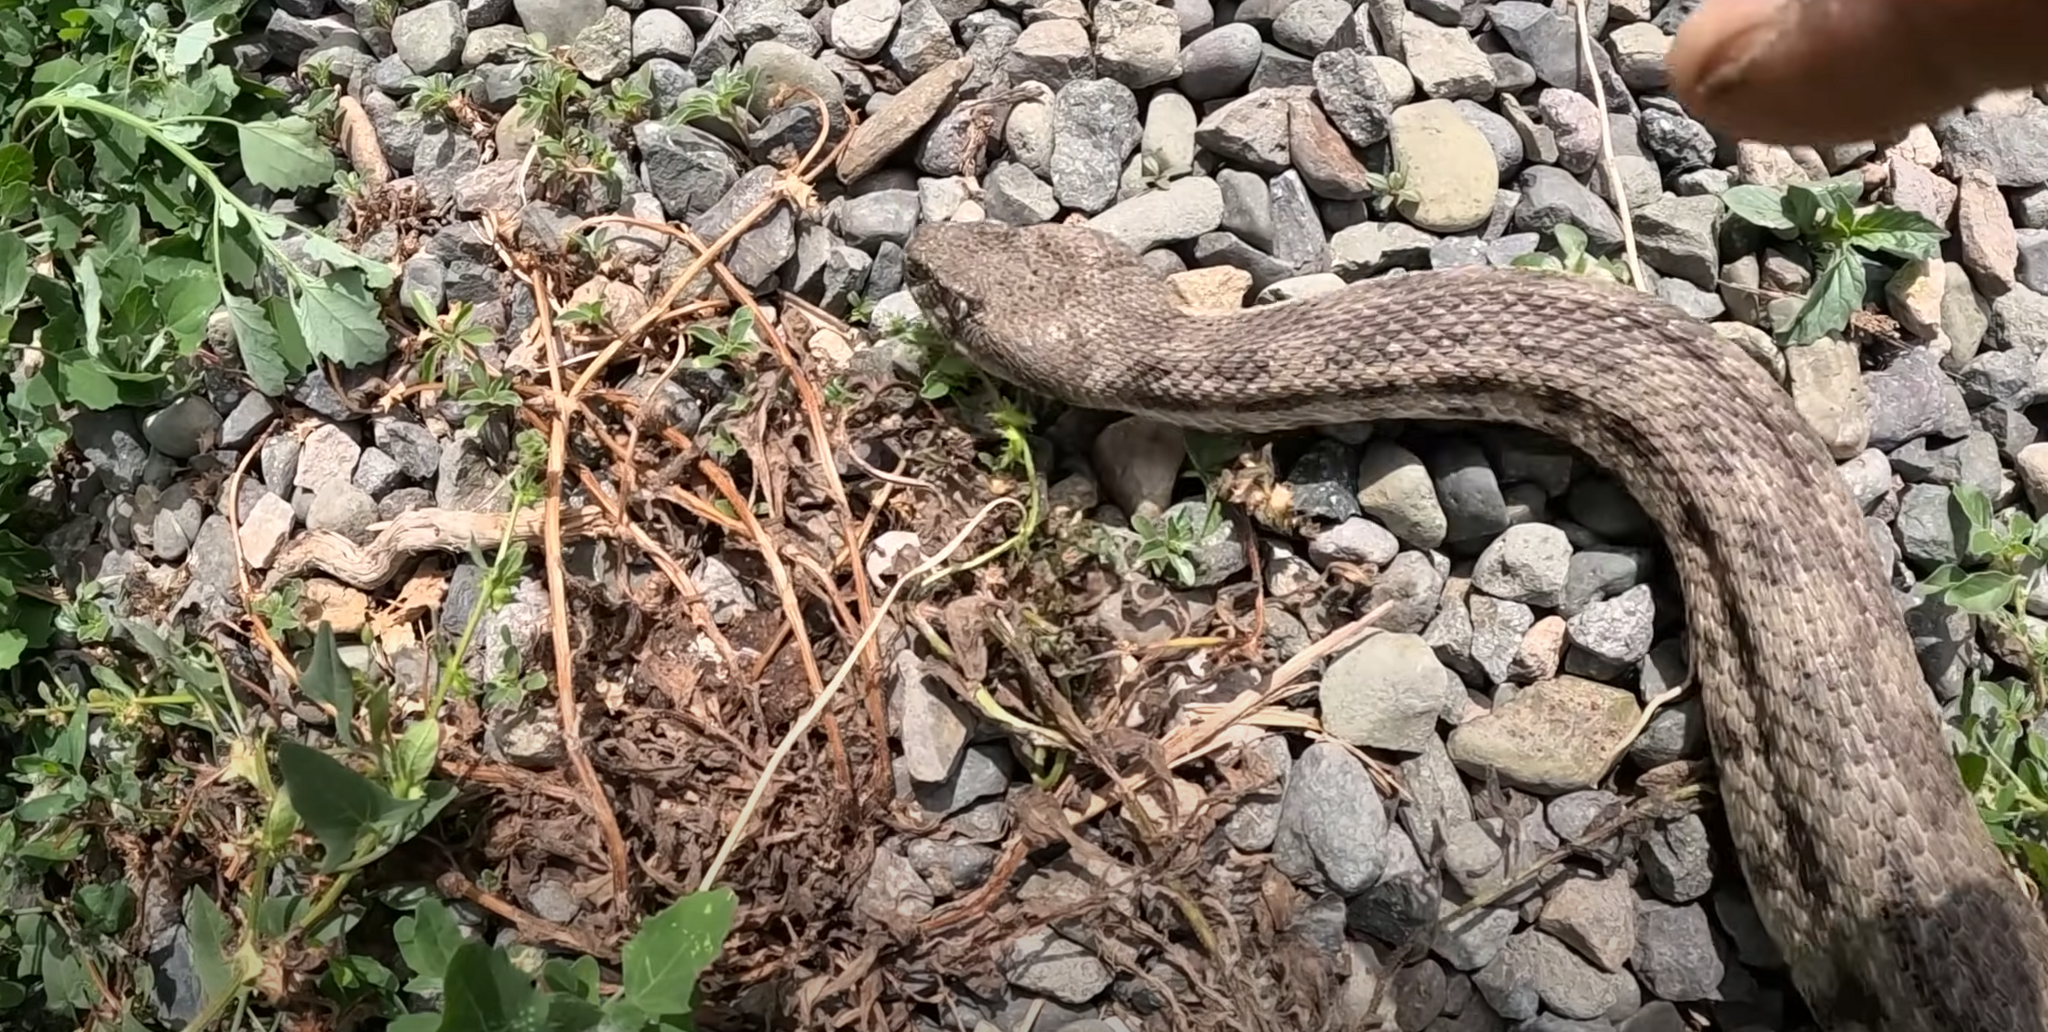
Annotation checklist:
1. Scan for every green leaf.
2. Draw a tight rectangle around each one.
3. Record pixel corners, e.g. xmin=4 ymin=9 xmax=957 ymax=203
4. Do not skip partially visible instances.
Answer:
xmin=54 ymin=358 xmax=161 ymax=409
xmin=1551 ymin=222 xmax=1587 ymax=259
xmin=299 ymin=622 xmax=356 ymax=745
xmin=213 ymin=218 xmax=266 ymax=288
xmin=75 ymin=252 xmax=101 ymax=356
xmin=0 ymin=144 xmax=30 ymax=221
xmin=276 ymin=739 xmax=394 ymax=871
xmin=225 ymin=296 xmax=291 ymax=396
xmin=171 ymin=21 xmax=219 ymax=70
xmin=1720 ymin=185 xmax=1793 ymax=230
xmin=395 ymin=900 xmax=468 ymax=995
xmin=441 ymin=941 xmax=548 ymax=1032
xmin=389 ymin=1015 xmax=443 ymax=1032
xmin=393 ymin=718 xmax=440 ymax=798
xmin=1947 ymin=571 xmax=2022 ymax=615
xmin=1848 ymin=205 xmax=1946 ymax=260
xmin=1784 ymin=183 xmax=1835 ymax=233
xmin=266 ymin=294 xmax=314 ymax=369
xmin=295 ymin=274 xmax=390 ymax=366
xmin=1959 ymin=751 xmax=1989 ymax=792
xmin=185 ymin=888 xmax=240 ymax=1005
xmin=622 ymin=888 xmax=737 ymax=1016
xmin=158 ymin=269 xmax=220 ymax=346
xmin=1780 ymin=250 xmax=1865 ymax=345
xmin=1967 ymin=526 xmax=2004 ymax=560
xmin=0 ymin=232 xmax=29 ymax=314
xmin=237 ymin=117 xmax=337 ymax=191
xmin=1954 ymin=483 xmax=1994 ymax=532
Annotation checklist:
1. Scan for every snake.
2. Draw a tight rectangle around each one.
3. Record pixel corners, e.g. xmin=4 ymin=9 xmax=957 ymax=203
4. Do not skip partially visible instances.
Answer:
xmin=900 ymin=219 xmax=2048 ymax=1032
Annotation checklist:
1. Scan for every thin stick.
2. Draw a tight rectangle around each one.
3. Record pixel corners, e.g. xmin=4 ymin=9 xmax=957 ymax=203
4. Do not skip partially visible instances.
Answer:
xmin=699 ymin=496 xmax=1025 ymax=890
xmin=1572 ymin=0 xmax=1646 ymax=291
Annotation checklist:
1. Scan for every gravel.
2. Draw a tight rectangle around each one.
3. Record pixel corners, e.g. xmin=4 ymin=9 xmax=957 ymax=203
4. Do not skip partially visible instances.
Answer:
xmin=78 ymin=0 xmax=2048 ymax=1025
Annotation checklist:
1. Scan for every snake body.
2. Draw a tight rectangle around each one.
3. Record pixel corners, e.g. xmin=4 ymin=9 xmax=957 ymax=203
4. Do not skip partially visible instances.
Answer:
xmin=901 ymin=220 xmax=2048 ymax=1032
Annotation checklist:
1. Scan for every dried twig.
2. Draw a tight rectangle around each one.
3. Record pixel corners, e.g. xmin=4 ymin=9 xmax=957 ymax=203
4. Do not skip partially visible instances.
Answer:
xmin=1571 ymin=0 xmax=1645 ymax=291
xmin=700 ymin=496 xmax=1026 ymax=890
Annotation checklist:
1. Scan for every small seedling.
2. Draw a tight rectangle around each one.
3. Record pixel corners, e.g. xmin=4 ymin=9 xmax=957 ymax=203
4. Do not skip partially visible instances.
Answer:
xmin=1510 ymin=223 xmax=1632 ymax=284
xmin=687 ymin=308 xmax=759 ymax=369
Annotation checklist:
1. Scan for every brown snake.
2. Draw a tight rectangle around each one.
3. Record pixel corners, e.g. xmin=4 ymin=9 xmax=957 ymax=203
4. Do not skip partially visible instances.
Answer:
xmin=902 ymin=220 xmax=2048 ymax=1032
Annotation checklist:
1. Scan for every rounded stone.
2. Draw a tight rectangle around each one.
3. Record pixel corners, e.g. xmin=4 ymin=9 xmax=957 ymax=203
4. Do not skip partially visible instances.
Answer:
xmin=1389 ymin=99 xmax=1497 ymax=233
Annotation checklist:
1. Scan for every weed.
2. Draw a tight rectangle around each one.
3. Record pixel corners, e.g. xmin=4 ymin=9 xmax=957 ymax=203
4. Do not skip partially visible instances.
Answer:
xmin=404 ymin=71 xmax=476 ymax=122
xmin=1918 ymin=483 xmax=2048 ymax=887
xmin=687 ymin=307 xmax=759 ymax=370
xmin=1719 ymin=172 xmax=1946 ymax=345
xmin=668 ymin=66 xmax=759 ymax=136
xmin=1130 ymin=502 xmax=1218 ymax=588
xmin=1509 ymin=223 xmax=1632 ymax=284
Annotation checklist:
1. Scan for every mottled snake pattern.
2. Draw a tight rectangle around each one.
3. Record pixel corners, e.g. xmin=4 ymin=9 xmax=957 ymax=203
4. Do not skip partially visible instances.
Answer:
xmin=901 ymin=219 xmax=2048 ymax=1032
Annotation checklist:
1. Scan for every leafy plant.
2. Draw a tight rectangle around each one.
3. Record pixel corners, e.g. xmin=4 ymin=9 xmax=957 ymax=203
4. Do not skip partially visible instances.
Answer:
xmin=389 ymin=890 xmax=737 ymax=1032
xmin=1510 ymin=223 xmax=1632 ymax=284
xmin=403 ymin=71 xmax=476 ymax=122
xmin=1719 ymin=172 xmax=1946 ymax=345
xmin=668 ymin=66 xmax=759 ymax=136
xmin=687 ymin=307 xmax=758 ymax=369
xmin=1129 ymin=503 xmax=1217 ymax=588
xmin=1919 ymin=483 xmax=2048 ymax=887
xmin=0 ymin=0 xmax=380 ymax=673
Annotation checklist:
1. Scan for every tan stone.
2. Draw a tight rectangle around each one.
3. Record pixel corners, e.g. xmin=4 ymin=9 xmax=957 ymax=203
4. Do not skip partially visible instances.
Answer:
xmin=1388 ymin=99 xmax=1496 ymax=233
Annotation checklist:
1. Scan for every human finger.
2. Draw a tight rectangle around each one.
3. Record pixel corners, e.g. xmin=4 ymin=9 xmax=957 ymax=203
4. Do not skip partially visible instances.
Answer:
xmin=1666 ymin=0 xmax=2048 ymax=144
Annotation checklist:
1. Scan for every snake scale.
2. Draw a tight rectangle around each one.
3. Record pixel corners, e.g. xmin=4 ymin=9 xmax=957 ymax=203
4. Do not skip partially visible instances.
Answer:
xmin=901 ymin=220 xmax=2048 ymax=1032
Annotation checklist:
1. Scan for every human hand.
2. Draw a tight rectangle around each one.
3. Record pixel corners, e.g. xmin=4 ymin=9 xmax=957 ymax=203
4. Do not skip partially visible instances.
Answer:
xmin=1667 ymin=0 xmax=2048 ymax=145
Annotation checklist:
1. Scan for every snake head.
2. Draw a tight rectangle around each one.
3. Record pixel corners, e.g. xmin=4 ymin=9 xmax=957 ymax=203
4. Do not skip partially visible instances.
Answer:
xmin=903 ymin=220 xmax=1178 ymax=404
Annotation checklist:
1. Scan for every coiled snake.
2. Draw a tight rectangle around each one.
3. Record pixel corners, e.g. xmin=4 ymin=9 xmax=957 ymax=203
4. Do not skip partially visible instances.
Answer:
xmin=902 ymin=220 xmax=2048 ymax=1032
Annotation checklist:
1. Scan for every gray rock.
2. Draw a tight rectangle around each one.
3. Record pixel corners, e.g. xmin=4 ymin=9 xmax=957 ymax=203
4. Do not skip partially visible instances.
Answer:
xmin=1357 ymin=440 xmax=1449 ymax=548
xmin=1007 ymin=19 xmax=1094 ymax=89
xmin=142 ymin=397 xmax=223 ymax=460
xmin=1401 ymin=17 xmax=1495 ymax=100
xmin=514 ymin=0 xmax=606 ymax=46
xmin=1309 ymin=516 xmax=1402 ymax=567
xmin=1632 ymin=193 xmax=1720 ymax=290
xmin=1935 ymin=104 xmax=2048 ymax=188
xmin=981 ymin=161 xmax=1061 ymax=225
xmin=633 ymin=7 xmax=696 ymax=62
xmin=1471 ymin=522 xmax=1572 ymax=607
xmin=886 ymin=0 xmax=960 ymax=80
xmin=306 ymin=481 xmax=378 ymax=539
xmin=1639 ymin=812 xmax=1714 ymax=902
xmin=1273 ymin=740 xmax=1391 ymax=894
xmin=689 ymin=166 xmax=796 ymax=288
xmin=1095 ymin=0 xmax=1183 ymax=87
xmin=1322 ymin=631 xmax=1463 ymax=752
xmin=1564 ymin=583 xmax=1656 ymax=679
xmin=1051 ymin=78 xmax=1142 ymax=213
xmin=1515 ymin=166 xmax=1623 ymax=250
xmin=1313 ymin=48 xmax=1394 ymax=147
xmin=393 ymin=0 xmax=466 ymax=73
xmin=1630 ymin=900 xmax=1724 ymax=1001
xmin=1176 ymin=22 xmax=1262 ymax=100
xmin=1002 ymin=929 xmax=1112 ymax=1004
xmin=1089 ymin=171 xmax=1223 ymax=251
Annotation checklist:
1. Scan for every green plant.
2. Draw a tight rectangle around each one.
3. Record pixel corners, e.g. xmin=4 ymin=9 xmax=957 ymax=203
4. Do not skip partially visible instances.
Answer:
xmin=667 ymin=66 xmax=759 ymax=136
xmin=1510 ymin=223 xmax=1632 ymax=284
xmin=1918 ymin=483 xmax=2048 ymax=886
xmin=388 ymin=889 xmax=736 ymax=1032
xmin=0 ymin=0 xmax=379 ymax=673
xmin=844 ymin=291 xmax=875 ymax=326
xmin=556 ymin=299 xmax=611 ymax=331
xmin=1129 ymin=502 xmax=1217 ymax=588
xmin=507 ymin=35 xmax=623 ymax=201
xmin=1363 ymin=161 xmax=1419 ymax=216
xmin=687 ymin=307 xmax=758 ymax=369
xmin=404 ymin=71 xmax=476 ymax=122
xmin=1719 ymin=172 xmax=1946 ymax=345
